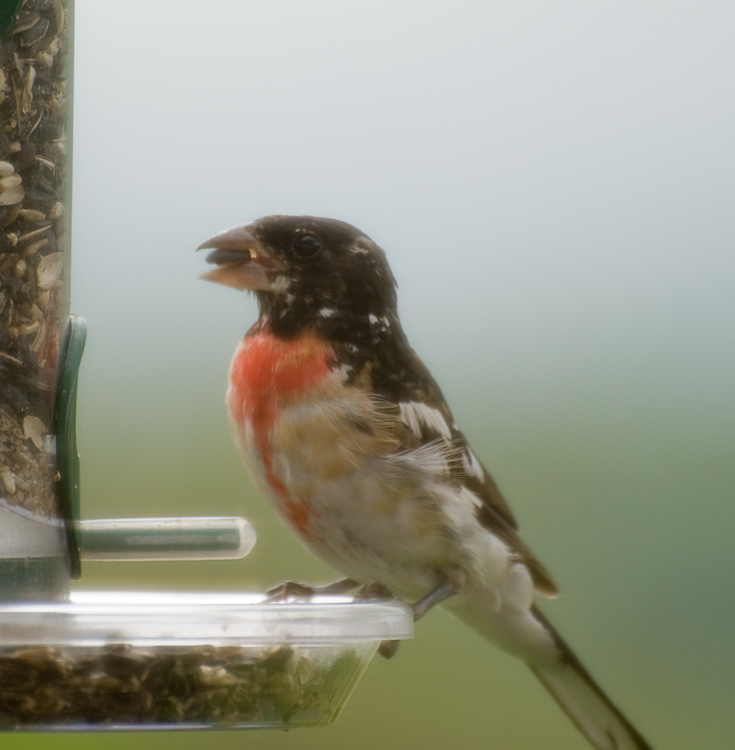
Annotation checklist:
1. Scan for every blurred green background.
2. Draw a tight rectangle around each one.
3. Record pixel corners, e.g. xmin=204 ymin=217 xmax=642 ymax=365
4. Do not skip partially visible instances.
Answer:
xmin=8 ymin=0 xmax=735 ymax=748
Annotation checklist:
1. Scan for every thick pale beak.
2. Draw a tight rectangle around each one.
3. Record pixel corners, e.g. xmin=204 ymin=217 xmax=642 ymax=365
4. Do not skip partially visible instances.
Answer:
xmin=197 ymin=224 xmax=283 ymax=291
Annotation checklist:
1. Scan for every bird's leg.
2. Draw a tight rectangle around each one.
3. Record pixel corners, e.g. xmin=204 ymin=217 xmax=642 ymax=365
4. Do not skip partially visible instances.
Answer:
xmin=411 ymin=568 xmax=465 ymax=621
xmin=265 ymin=578 xmax=359 ymax=602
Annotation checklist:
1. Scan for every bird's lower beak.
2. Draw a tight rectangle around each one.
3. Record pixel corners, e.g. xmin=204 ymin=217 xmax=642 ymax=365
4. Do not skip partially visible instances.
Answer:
xmin=197 ymin=224 xmax=283 ymax=291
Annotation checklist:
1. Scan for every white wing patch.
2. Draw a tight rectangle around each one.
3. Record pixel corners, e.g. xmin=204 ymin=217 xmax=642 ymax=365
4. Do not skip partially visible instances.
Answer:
xmin=399 ymin=401 xmax=453 ymax=441
xmin=461 ymin=448 xmax=485 ymax=482
xmin=319 ymin=308 xmax=337 ymax=318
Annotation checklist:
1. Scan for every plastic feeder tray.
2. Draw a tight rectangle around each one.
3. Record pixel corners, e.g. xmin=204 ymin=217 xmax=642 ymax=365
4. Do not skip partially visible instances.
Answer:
xmin=0 ymin=591 xmax=413 ymax=731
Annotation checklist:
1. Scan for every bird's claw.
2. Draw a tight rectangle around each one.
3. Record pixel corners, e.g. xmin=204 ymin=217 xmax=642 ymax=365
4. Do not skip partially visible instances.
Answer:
xmin=264 ymin=581 xmax=317 ymax=602
xmin=353 ymin=580 xmax=400 ymax=603
xmin=377 ymin=639 xmax=401 ymax=659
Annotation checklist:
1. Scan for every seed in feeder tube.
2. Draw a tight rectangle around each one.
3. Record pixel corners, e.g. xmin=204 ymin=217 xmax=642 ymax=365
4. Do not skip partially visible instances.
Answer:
xmin=0 ymin=468 xmax=16 ymax=495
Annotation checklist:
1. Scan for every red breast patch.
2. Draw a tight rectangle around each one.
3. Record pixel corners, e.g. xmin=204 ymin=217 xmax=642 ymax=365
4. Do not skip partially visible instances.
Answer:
xmin=228 ymin=328 xmax=334 ymax=537
xmin=229 ymin=329 xmax=333 ymax=417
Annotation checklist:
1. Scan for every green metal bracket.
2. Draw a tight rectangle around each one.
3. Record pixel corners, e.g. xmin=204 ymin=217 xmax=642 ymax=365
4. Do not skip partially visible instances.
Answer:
xmin=49 ymin=315 xmax=256 ymax=575
xmin=54 ymin=315 xmax=87 ymax=580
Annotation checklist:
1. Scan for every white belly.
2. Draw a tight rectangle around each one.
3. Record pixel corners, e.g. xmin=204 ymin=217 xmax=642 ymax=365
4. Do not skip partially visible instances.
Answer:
xmin=230 ymin=390 xmax=514 ymax=599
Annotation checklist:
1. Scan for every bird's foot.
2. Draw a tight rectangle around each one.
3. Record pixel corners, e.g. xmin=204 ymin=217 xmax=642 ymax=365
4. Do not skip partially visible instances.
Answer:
xmin=353 ymin=580 xmax=400 ymax=603
xmin=264 ymin=578 xmax=360 ymax=602
xmin=377 ymin=639 xmax=401 ymax=659
xmin=352 ymin=581 xmax=405 ymax=660
xmin=371 ymin=570 xmax=466 ymax=658
xmin=264 ymin=579 xmax=403 ymax=658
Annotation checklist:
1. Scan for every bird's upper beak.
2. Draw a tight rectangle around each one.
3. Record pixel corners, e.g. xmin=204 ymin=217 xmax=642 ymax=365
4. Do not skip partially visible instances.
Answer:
xmin=197 ymin=224 xmax=285 ymax=291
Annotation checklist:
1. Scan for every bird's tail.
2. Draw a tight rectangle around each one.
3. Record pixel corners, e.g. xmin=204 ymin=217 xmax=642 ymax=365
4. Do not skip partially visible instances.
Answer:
xmin=526 ymin=606 xmax=653 ymax=750
xmin=447 ymin=592 xmax=652 ymax=750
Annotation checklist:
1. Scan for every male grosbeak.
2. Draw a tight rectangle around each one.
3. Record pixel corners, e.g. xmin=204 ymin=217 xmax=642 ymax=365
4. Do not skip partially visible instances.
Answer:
xmin=199 ymin=215 xmax=652 ymax=750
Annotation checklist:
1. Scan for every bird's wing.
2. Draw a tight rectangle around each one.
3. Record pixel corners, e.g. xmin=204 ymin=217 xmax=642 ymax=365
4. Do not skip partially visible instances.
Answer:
xmin=367 ymin=338 xmax=559 ymax=597
xmin=394 ymin=393 xmax=559 ymax=597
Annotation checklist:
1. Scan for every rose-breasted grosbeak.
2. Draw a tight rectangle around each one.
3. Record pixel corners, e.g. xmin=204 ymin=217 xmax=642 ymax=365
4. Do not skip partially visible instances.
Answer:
xmin=199 ymin=215 xmax=652 ymax=750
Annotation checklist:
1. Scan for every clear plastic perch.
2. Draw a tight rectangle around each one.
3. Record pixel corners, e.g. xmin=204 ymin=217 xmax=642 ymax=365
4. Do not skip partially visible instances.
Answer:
xmin=0 ymin=591 xmax=413 ymax=731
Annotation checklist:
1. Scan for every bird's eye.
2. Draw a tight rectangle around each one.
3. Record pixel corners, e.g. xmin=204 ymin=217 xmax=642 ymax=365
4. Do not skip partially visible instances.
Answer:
xmin=292 ymin=233 xmax=323 ymax=259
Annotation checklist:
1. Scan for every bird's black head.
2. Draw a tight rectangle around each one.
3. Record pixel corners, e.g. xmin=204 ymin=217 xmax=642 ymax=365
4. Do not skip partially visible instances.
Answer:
xmin=199 ymin=215 xmax=399 ymax=340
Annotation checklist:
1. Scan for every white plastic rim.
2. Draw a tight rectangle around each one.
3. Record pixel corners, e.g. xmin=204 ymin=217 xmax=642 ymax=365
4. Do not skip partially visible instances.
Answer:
xmin=0 ymin=591 xmax=414 ymax=647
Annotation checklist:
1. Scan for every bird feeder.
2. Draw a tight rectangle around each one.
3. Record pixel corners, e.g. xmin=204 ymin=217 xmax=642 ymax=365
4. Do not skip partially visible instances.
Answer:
xmin=0 ymin=1 xmax=412 ymax=731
